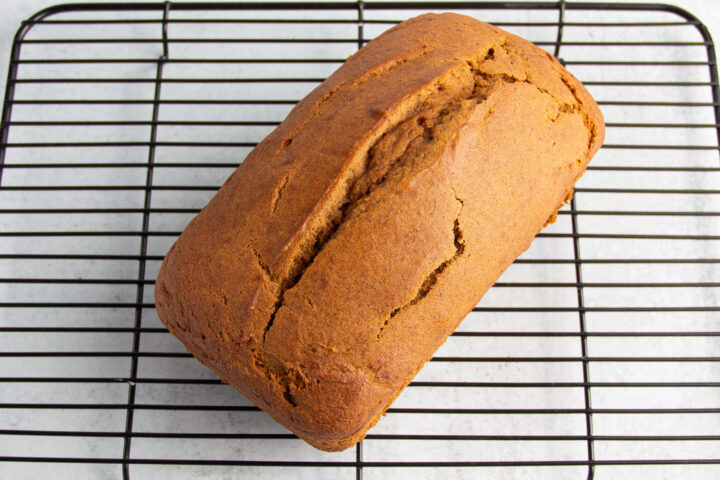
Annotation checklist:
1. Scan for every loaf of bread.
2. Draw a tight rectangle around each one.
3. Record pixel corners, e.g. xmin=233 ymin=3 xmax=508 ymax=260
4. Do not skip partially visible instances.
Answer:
xmin=155 ymin=13 xmax=604 ymax=451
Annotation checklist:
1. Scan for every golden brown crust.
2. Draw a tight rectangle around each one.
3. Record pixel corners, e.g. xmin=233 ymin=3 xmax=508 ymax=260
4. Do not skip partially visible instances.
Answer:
xmin=155 ymin=12 xmax=605 ymax=451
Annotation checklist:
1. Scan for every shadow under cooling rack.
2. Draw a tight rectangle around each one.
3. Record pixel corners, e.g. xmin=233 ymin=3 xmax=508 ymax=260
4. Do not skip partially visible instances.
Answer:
xmin=0 ymin=2 xmax=719 ymax=480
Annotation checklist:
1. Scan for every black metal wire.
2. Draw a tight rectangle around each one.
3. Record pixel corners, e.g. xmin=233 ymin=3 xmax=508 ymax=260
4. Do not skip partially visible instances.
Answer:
xmin=555 ymin=4 xmax=595 ymax=478
xmin=0 ymin=457 xmax=717 ymax=467
xmin=120 ymin=3 xmax=170 ymax=479
xmin=1 ymin=1 xmax=720 ymax=477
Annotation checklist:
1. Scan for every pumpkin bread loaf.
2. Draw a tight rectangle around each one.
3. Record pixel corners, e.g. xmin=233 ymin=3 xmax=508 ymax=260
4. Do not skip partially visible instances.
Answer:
xmin=155 ymin=13 xmax=604 ymax=451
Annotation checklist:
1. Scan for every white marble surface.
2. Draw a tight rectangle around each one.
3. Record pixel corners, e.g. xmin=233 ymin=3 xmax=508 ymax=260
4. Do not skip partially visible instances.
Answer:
xmin=1 ymin=1 xmax=719 ymax=479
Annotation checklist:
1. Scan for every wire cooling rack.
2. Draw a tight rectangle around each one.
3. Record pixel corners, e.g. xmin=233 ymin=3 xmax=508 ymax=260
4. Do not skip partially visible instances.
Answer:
xmin=0 ymin=1 xmax=719 ymax=479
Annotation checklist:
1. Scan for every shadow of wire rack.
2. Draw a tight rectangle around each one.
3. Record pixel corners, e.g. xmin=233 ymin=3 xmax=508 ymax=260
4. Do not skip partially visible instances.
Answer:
xmin=0 ymin=0 xmax=719 ymax=479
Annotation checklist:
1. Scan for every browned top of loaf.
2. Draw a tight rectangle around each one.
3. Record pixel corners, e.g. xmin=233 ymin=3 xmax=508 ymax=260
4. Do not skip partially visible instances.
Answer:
xmin=155 ymin=12 xmax=604 ymax=448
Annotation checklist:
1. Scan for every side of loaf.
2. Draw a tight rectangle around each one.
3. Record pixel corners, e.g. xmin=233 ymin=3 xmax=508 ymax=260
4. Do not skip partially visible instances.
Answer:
xmin=155 ymin=13 xmax=604 ymax=452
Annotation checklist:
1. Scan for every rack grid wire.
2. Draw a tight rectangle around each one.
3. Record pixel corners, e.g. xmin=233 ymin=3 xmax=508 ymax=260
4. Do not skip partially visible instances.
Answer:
xmin=0 ymin=1 xmax=719 ymax=479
